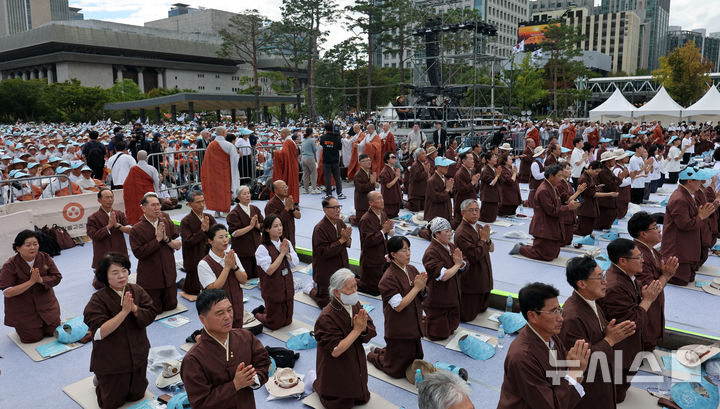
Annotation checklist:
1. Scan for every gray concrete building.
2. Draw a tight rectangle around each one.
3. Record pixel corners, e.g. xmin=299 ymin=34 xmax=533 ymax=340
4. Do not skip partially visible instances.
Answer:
xmin=145 ymin=7 xmax=235 ymax=36
xmin=0 ymin=0 xmax=70 ymax=36
xmin=0 ymin=19 xmax=300 ymax=95
xmin=667 ymin=28 xmax=720 ymax=71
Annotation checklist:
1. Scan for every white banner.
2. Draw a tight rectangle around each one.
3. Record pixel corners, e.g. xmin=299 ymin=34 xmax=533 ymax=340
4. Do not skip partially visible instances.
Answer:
xmin=0 ymin=210 xmax=35 ymax=262
xmin=0 ymin=190 xmax=125 ymax=238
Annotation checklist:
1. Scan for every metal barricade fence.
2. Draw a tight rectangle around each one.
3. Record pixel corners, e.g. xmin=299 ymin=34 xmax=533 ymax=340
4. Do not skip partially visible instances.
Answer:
xmin=0 ymin=174 xmax=75 ymax=204
xmin=147 ymin=148 xmax=205 ymax=200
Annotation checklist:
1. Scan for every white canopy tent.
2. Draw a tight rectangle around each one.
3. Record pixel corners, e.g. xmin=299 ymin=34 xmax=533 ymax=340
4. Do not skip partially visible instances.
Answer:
xmin=589 ymin=88 xmax=637 ymax=121
xmin=635 ymin=85 xmax=684 ymax=122
xmin=682 ymin=85 xmax=720 ymax=124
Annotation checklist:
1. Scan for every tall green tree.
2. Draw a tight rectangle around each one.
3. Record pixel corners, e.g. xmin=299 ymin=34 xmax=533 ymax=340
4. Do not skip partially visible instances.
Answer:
xmin=653 ymin=41 xmax=713 ymax=107
xmin=267 ymin=20 xmax=310 ymax=111
xmin=108 ymin=79 xmax=144 ymax=102
xmin=514 ymin=54 xmax=549 ymax=111
xmin=377 ymin=0 xmax=420 ymax=84
xmin=0 ymin=79 xmax=48 ymax=121
xmin=281 ymin=0 xmax=339 ymax=120
xmin=540 ymin=23 xmax=586 ymax=117
xmin=218 ymin=9 xmax=271 ymax=122
xmin=325 ymin=38 xmax=366 ymax=116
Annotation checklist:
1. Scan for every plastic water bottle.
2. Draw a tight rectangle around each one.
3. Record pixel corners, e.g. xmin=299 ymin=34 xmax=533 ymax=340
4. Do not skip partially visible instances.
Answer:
xmin=414 ymin=369 xmax=423 ymax=386
xmin=593 ymin=234 xmax=599 ymax=249
xmin=433 ymin=362 xmax=469 ymax=381
xmin=518 ymin=204 xmax=524 ymax=214
xmin=505 ymin=295 xmax=513 ymax=312
xmin=497 ymin=323 xmax=505 ymax=349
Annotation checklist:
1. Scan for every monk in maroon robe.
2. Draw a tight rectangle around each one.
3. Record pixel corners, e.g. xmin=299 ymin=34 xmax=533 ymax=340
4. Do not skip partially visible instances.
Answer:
xmin=311 ymin=197 xmax=351 ymax=308
xmin=358 ymin=191 xmax=393 ymax=296
xmin=594 ymin=153 xmax=620 ymax=230
xmin=353 ymin=154 xmax=376 ymax=224
xmin=226 ymin=186 xmax=263 ymax=279
xmin=87 ymin=188 xmax=130 ymax=288
xmin=181 ymin=290 xmax=270 ymax=409
xmin=518 ymin=138 xmax=535 ymax=183
xmin=424 ymin=159 xmax=454 ymax=224
xmin=498 ymin=153 xmax=521 ymax=216
xmin=264 ymin=180 xmax=301 ymax=246
xmin=452 ymin=152 xmax=481 ymax=228
xmin=479 ymin=152 xmax=501 ymax=222
xmin=180 ymin=191 xmax=216 ymax=296
xmin=407 ymin=150 xmax=430 ymax=212
xmin=379 ymin=152 xmax=402 ymax=218
xmin=272 ymin=129 xmax=300 ymax=205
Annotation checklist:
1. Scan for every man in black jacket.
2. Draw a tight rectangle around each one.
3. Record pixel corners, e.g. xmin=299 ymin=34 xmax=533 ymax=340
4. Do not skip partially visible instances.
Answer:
xmin=320 ymin=123 xmax=344 ymax=199
xmin=433 ymin=122 xmax=447 ymax=156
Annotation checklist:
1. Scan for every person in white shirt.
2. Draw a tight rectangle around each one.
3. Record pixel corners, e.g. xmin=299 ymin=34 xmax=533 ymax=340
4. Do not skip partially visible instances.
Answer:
xmin=406 ymin=123 xmax=426 ymax=153
xmin=665 ymin=136 xmax=683 ymax=183
xmin=341 ymin=130 xmax=356 ymax=168
xmin=627 ymin=144 xmax=650 ymax=204
xmin=647 ymin=145 xmax=663 ymax=194
xmin=106 ymin=140 xmax=137 ymax=189
xmin=569 ymin=138 xmax=587 ymax=188
xmin=681 ymin=132 xmax=695 ymax=164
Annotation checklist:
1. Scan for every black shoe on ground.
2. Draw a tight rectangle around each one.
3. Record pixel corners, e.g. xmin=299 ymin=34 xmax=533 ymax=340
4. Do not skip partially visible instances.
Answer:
xmin=252 ymin=305 xmax=266 ymax=315
xmin=509 ymin=243 xmax=522 ymax=255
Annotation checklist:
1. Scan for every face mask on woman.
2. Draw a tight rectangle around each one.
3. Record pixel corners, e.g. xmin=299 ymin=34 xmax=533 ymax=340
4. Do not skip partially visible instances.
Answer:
xmin=339 ymin=291 xmax=359 ymax=306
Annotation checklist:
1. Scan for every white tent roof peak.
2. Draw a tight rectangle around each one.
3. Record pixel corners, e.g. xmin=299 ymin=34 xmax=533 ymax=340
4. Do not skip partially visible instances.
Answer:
xmin=635 ymin=86 xmax=684 ymax=119
xmin=683 ymin=85 xmax=720 ymax=117
xmin=588 ymin=87 xmax=637 ymax=121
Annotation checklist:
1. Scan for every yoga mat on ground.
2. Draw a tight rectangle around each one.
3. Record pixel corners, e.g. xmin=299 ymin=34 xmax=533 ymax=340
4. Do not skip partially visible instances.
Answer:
xmin=63 ymin=376 xmax=154 ymax=409
xmin=302 ymin=392 xmax=398 ymax=409
xmin=240 ymin=278 xmax=259 ymax=290
xmin=512 ymin=254 xmax=570 ymax=268
xmin=8 ymin=332 xmax=85 ymax=362
xmin=697 ymin=264 xmax=720 ymax=278
xmin=488 ymin=220 xmax=513 ymax=227
xmin=637 ymin=349 xmax=694 ymax=381
xmin=464 ymin=309 xmax=502 ymax=331
xmin=616 ymin=387 xmax=659 ymax=409
xmin=560 ymin=245 xmax=601 ymax=255
xmin=367 ymin=363 xmax=418 ymax=395
xmin=261 ymin=319 xmax=314 ymax=342
xmin=667 ymin=280 xmax=709 ymax=293
xmin=154 ymin=304 xmax=189 ymax=321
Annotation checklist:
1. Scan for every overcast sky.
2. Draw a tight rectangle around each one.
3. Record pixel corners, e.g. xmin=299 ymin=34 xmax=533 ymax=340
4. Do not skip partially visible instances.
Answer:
xmin=74 ymin=0 xmax=720 ymax=51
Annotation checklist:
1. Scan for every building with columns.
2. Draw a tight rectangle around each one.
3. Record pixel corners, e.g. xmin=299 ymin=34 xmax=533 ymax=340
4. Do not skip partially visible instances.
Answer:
xmin=0 ymin=19 xmax=302 ymax=96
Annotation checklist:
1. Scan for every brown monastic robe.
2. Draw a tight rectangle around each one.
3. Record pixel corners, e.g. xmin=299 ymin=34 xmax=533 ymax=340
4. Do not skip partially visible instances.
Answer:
xmin=314 ymin=298 xmax=377 ymax=409
xmin=520 ymin=179 xmax=568 ymax=261
xmin=129 ymin=212 xmax=179 ymax=312
xmin=264 ymin=195 xmax=296 ymax=246
xmin=527 ymin=157 xmax=545 ymax=208
xmin=201 ymin=253 xmax=245 ymax=328
xmin=0 ymin=252 xmax=61 ymax=342
xmin=226 ymin=204 xmax=264 ymax=279
xmin=633 ymin=239 xmax=665 ymax=351
xmin=518 ymin=145 xmax=533 ymax=183
xmin=575 ymin=172 xmax=598 ymax=236
xmin=480 ymin=164 xmax=500 ymax=222
xmin=497 ymin=326 xmax=583 ymax=409
xmin=556 ymin=179 xmax=577 ymax=245
xmin=84 ymin=283 xmax=156 ymax=409
xmin=311 ymin=217 xmax=350 ymax=308
xmin=367 ymin=262 xmax=424 ymax=379
xmin=453 ymin=166 xmax=479 ymax=227
xmin=87 ymin=207 xmax=129 ymax=269
xmin=353 ymin=168 xmax=374 ymax=223
xmin=424 ymin=172 xmax=452 ymax=224
xmin=181 ymin=328 xmax=270 ymax=409
xmin=560 ymin=291 xmax=616 ymax=409
xmin=380 ymin=164 xmax=402 ymax=218
xmin=661 ymin=185 xmax=703 ymax=285
xmin=594 ymin=166 xmax=619 ymax=230
xmin=255 ymin=242 xmax=294 ymax=330
xmin=180 ymin=211 xmax=216 ymax=295
xmin=614 ymin=164 xmax=631 ymax=220
xmin=597 ymin=264 xmax=648 ymax=403
xmin=358 ymin=209 xmax=389 ymax=294
xmin=498 ymin=166 xmax=522 ymax=216
xmin=407 ymin=159 xmax=429 ymax=212
xmin=454 ymin=219 xmax=493 ymax=321
xmin=694 ymin=188 xmax=713 ymax=269
xmin=421 ymin=239 xmax=462 ymax=340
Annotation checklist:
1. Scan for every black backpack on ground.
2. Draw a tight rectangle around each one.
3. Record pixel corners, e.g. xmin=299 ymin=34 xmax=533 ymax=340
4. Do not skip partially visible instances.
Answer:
xmin=34 ymin=226 xmax=61 ymax=257
xmin=265 ymin=346 xmax=300 ymax=368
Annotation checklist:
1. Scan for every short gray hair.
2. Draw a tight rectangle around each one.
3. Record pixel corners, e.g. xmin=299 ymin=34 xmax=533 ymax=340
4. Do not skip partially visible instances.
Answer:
xmin=187 ymin=189 xmax=204 ymax=203
xmin=213 ymin=127 xmax=227 ymax=136
xmin=235 ymin=185 xmax=250 ymax=197
xmin=413 ymin=148 xmax=425 ymax=160
xmin=460 ymin=198 xmax=478 ymax=212
xmin=418 ymin=370 xmax=472 ymax=409
xmin=328 ymin=268 xmax=355 ymax=298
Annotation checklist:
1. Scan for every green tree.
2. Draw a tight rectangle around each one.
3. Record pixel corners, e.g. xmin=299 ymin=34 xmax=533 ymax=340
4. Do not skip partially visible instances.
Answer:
xmin=44 ymin=80 xmax=109 ymax=122
xmin=540 ymin=23 xmax=587 ymax=117
xmin=653 ymin=41 xmax=714 ymax=107
xmin=0 ymin=79 xmax=49 ymax=121
xmin=377 ymin=0 xmax=421 ymax=84
xmin=514 ymin=54 xmax=549 ymax=111
xmin=108 ymin=79 xmax=145 ymax=102
xmin=325 ymin=38 xmax=366 ymax=116
xmin=267 ymin=19 xmax=309 ymax=111
xmin=219 ymin=9 xmax=271 ymax=122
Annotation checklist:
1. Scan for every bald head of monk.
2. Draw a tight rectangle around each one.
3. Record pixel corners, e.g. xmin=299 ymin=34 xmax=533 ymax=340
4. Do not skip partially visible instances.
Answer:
xmin=273 ymin=180 xmax=289 ymax=199
xmin=213 ymin=127 xmax=227 ymax=137
xmin=137 ymin=150 xmax=148 ymax=161
xmin=368 ymin=190 xmax=384 ymax=212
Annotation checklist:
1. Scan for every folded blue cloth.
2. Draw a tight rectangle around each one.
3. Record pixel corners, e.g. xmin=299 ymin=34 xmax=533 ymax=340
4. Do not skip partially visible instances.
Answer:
xmin=671 ymin=369 xmax=718 ymax=409
xmin=35 ymin=341 xmax=70 ymax=358
xmin=166 ymin=392 xmax=191 ymax=409
xmin=660 ymin=198 xmax=668 ymax=207
xmin=56 ymin=316 xmax=89 ymax=344
xmin=498 ymin=312 xmax=527 ymax=334
xmin=573 ymin=235 xmax=595 ymax=246
xmin=458 ymin=334 xmax=495 ymax=360
xmin=599 ymin=232 xmax=618 ymax=241
xmin=286 ymin=331 xmax=317 ymax=350
xmin=595 ymin=256 xmax=611 ymax=271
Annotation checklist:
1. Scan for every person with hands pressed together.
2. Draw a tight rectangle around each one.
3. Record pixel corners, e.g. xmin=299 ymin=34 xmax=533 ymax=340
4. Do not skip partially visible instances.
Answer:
xmin=515 ymin=164 xmax=581 ymax=261
xmin=87 ymin=188 xmax=131 ymax=289
xmin=453 ymin=151 xmax=481 ymax=228
xmin=421 ymin=217 xmax=466 ymax=340
xmin=181 ymin=289 xmax=270 ymax=409
xmin=561 ymin=256 xmax=637 ymax=409
xmin=314 ymin=269 xmax=377 ymax=409
xmin=358 ymin=191 xmax=394 ymax=296
xmin=379 ymin=151 xmax=403 ymax=218
xmin=130 ymin=192 xmax=181 ymax=313
xmin=197 ymin=224 xmax=247 ymax=328
xmin=479 ymin=152 xmax=501 ymax=222
xmin=454 ymin=199 xmax=494 ymax=321
xmin=265 ymin=180 xmax=301 ymax=246
xmin=424 ymin=156 xmax=454 ymax=224
xmin=498 ymin=152 xmax=522 ymax=217
xmin=598 ymin=239 xmax=663 ymax=403
xmin=310 ymin=197 xmax=352 ymax=308
xmin=253 ymin=214 xmax=299 ymax=330
xmin=0 ymin=230 xmax=62 ymax=343
xmin=84 ymin=253 xmax=156 ymax=409
xmin=407 ymin=149 xmax=430 ymax=212
xmin=180 ymin=190 xmax=217 ymax=298
xmin=661 ymin=166 xmax=718 ymax=286
xmin=227 ymin=185 xmax=264 ymax=279
xmin=498 ymin=282 xmax=590 ymax=409
xmin=368 ymin=236 xmax=427 ymax=378
xmin=352 ymin=153 xmax=378 ymax=224
xmin=557 ymin=162 xmax=586 ymax=246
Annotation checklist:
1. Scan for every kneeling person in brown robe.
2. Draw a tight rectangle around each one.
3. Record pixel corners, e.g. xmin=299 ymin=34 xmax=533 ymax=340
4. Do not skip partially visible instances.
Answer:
xmin=358 ymin=191 xmax=393 ymax=296
xmin=310 ymin=197 xmax=351 ymax=308
xmin=84 ymin=253 xmax=157 ymax=409
xmin=181 ymin=289 xmax=270 ymax=409
xmin=314 ymin=269 xmax=377 ymax=408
